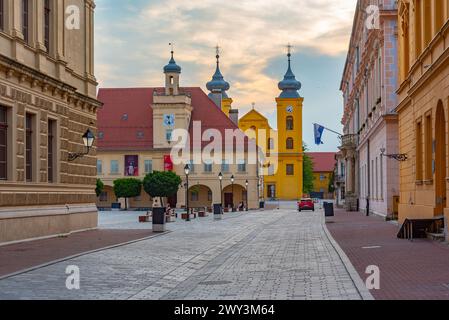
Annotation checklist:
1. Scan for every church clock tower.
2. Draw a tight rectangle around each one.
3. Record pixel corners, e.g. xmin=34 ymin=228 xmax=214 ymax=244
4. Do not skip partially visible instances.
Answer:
xmin=275 ymin=46 xmax=304 ymax=199
xmin=152 ymin=47 xmax=193 ymax=149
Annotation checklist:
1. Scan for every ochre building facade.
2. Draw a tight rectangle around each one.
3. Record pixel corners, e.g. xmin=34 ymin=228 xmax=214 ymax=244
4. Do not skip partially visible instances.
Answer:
xmin=397 ymin=0 xmax=449 ymax=238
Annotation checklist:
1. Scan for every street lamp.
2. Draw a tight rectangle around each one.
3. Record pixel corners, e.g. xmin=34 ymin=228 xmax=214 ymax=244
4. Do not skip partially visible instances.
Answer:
xmin=245 ymin=180 xmax=249 ymax=211
xmin=231 ymin=175 xmax=235 ymax=212
xmin=219 ymin=172 xmax=223 ymax=208
xmin=68 ymin=128 xmax=95 ymax=162
xmin=184 ymin=164 xmax=190 ymax=222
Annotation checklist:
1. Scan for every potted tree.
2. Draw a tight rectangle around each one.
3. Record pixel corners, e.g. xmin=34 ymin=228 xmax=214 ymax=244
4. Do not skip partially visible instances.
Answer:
xmin=113 ymin=178 xmax=142 ymax=211
xmin=95 ymin=179 xmax=104 ymax=198
xmin=143 ymin=171 xmax=181 ymax=232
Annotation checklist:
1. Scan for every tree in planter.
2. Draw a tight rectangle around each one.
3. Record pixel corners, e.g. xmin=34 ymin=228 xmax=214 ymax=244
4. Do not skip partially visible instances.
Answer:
xmin=96 ymin=179 xmax=105 ymax=197
xmin=143 ymin=171 xmax=182 ymax=207
xmin=303 ymin=143 xmax=315 ymax=195
xmin=113 ymin=178 xmax=142 ymax=210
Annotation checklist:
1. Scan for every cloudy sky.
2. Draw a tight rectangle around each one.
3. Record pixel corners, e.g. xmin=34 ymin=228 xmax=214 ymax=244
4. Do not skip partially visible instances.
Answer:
xmin=94 ymin=0 xmax=356 ymax=152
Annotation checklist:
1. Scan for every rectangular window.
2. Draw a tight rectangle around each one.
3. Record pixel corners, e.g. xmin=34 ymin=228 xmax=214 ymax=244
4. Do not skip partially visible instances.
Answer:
xmin=268 ymin=138 xmax=274 ymax=150
xmin=320 ymin=174 xmax=326 ymax=181
xmin=0 ymin=0 xmax=5 ymax=31
xmin=376 ymin=157 xmax=379 ymax=199
xmin=144 ymin=160 xmax=153 ymax=174
xmin=44 ymin=0 xmax=51 ymax=52
xmin=425 ymin=114 xmax=432 ymax=180
xmin=166 ymin=129 xmax=173 ymax=142
xmin=47 ymin=119 xmax=56 ymax=183
xmin=286 ymin=164 xmax=294 ymax=176
xmin=267 ymin=185 xmax=276 ymax=198
xmin=380 ymin=156 xmax=384 ymax=200
xmin=268 ymin=164 xmax=275 ymax=176
xmin=221 ymin=160 xmax=229 ymax=173
xmin=110 ymin=160 xmax=119 ymax=174
xmin=97 ymin=160 xmax=103 ymax=175
xmin=415 ymin=0 xmax=422 ymax=56
xmin=191 ymin=191 xmax=199 ymax=202
xmin=0 ymin=106 xmax=7 ymax=180
xmin=237 ymin=160 xmax=246 ymax=173
xmin=423 ymin=0 xmax=432 ymax=46
xmin=416 ymin=120 xmax=423 ymax=180
xmin=204 ymin=161 xmax=213 ymax=173
xmin=25 ymin=113 xmax=34 ymax=182
xmin=22 ymin=0 xmax=29 ymax=43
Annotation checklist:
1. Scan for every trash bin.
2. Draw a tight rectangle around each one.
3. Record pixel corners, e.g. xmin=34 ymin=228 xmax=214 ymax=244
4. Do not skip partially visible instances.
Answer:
xmin=259 ymin=201 xmax=265 ymax=209
xmin=214 ymin=204 xmax=223 ymax=220
xmin=324 ymin=202 xmax=334 ymax=217
xmin=213 ymin=204 xmax=223 ymax=215
xmin=152 ymin=207 xmax=166 ymax=232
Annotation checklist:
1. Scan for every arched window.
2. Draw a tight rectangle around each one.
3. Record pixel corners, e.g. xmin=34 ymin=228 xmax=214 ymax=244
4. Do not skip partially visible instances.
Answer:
xmin=286 ymin=116 xmax=294 ymax=130
xmin=286 ymin=138 xmax=294 ymax=150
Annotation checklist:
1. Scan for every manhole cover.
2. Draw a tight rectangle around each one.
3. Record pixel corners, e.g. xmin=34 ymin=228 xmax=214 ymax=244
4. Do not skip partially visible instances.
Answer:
xmin=199 ymin=280 xmax=233 ymax=286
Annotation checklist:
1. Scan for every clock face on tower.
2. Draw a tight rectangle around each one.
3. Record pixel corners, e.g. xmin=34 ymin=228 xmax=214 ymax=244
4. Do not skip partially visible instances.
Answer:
xmin=286 ymin=106 xmax=294 ymax=113
xmin=163 ymin=114 xmax=175 ymax=127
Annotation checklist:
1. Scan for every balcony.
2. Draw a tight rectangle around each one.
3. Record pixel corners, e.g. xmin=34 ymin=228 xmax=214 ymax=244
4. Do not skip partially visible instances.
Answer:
xmin=340 ymin=134 xmax=358 ymax=151
xmin=335 ymin=175 xmax=345 ymax=184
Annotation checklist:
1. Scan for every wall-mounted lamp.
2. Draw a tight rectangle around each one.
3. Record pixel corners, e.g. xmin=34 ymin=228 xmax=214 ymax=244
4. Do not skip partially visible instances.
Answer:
xmin=68 ymin=129 xmax=95 ymax=162
xmin=380 ymin=148 xmax=408 ymax=162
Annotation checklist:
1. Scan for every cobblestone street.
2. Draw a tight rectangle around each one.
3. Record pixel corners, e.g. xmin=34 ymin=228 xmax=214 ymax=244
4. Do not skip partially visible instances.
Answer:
xmin=0 ymin=209 xmax=369 ymax=300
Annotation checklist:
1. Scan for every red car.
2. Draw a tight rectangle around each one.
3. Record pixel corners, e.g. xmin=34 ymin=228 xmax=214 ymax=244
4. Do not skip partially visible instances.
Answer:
xmin=298 ymin=198 xmax=315 ymax=212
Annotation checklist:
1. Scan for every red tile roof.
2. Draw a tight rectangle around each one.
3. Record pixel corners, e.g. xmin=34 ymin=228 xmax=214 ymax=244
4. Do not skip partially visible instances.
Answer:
xmin=307 ymin=152 xmax=337 ymax=172
xmin=97 ymin=87 xmax=253 ymax=152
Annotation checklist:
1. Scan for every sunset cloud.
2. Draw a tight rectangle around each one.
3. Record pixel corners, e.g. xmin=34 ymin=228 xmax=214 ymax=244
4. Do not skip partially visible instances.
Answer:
xmin=94 ymin=0 xmax=356 ymax=151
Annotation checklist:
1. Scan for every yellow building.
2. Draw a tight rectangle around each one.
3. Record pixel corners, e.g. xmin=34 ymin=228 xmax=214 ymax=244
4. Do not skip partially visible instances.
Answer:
xmin=308 ymin=152 xmax=336 ymax=200
xmin=239 ymin=51 xmax=304 ymax=200
xmin=397 ymin=0 xmax=449 ymax=238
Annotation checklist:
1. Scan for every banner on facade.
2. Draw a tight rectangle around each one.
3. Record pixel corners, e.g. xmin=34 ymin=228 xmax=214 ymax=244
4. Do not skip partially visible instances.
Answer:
xmin=164 ymin=155 xmax=174 ymax=171
xmin=125 ymin=155 xmax=139 ymax=176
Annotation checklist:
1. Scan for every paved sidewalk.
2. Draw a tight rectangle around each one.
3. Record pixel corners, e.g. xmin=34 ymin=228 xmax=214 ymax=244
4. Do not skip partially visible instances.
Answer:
xmin=327 ymin=208 xmax=449 ymax=300
xmin=0 ymin=229 xmax=154 ymax=278
xmin=0 ymin=209 xmax=365 ymax=300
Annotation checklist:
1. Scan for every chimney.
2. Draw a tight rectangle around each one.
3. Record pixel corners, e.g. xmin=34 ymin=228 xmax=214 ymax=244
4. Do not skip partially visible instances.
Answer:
xmin=229 ymin=109 xmax=239 ymax=126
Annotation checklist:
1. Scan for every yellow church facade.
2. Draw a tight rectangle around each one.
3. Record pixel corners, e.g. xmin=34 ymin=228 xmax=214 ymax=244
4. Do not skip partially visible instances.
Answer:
xmin=238 ymin=53 xmax=304 ymax=201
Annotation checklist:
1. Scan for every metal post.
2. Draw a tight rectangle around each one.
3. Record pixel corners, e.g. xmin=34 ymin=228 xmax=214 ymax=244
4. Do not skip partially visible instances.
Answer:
xmin=186 ymin=173 xmax=190 ymax=222
xmin=245 ymin=180 xmax=249 ymax=211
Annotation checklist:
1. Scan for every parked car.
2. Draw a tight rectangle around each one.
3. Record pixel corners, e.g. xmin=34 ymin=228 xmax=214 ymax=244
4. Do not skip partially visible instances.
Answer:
xmin=298 ymin=198 xmax=315 ymax=212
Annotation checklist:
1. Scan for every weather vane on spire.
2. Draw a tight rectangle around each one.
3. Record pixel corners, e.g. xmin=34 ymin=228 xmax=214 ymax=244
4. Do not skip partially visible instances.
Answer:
xmin=286 ymin=43 xmax=293 ymax=57
xmin=215 ymin=44 xmax=221 ymax=57
xmin=169 ymin=42 xmax=175 ymax=56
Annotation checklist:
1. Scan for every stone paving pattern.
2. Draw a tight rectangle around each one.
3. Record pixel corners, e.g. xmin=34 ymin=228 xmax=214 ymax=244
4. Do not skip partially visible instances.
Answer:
xmin=327 ymin=208 xmax=449 ymax=300
xmin=0 ymin=229 xmax=154 ymax=278
xmin=0 ymin=209 xmax=362 ymax=300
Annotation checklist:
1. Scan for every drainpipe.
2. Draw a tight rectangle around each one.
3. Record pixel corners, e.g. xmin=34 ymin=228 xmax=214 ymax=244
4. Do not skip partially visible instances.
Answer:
xmin=366 ymin=138 xmax=370 ymax=217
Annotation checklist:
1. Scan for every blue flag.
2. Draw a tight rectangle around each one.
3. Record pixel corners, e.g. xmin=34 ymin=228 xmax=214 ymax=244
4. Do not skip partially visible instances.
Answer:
xmin=314 ymin=124 xmax=325 ymax=145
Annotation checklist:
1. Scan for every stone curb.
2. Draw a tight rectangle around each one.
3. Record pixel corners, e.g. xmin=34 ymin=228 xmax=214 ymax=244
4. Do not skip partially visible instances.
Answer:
xmin=0 ymin=231 xmax=172 ymax=281
xmin=322 ymin=218 xmax=375 ymax=301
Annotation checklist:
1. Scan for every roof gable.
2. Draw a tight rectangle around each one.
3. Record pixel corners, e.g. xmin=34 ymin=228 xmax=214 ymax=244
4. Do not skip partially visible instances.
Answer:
xmin=97 ymin=86 xmax=250 ymax=152
xmin=307 ymin=152 xmax=337 ymax=172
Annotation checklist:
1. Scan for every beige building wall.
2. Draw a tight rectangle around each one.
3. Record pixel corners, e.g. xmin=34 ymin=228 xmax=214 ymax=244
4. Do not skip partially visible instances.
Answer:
xmin=96 ymin=151 xmax=259 ymax=210
xmin=0 ymin=0 xmax=100 ymax=244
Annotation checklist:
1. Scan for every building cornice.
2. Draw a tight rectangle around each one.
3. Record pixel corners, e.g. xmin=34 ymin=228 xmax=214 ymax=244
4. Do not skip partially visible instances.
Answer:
xmin=0 ymin=54 xmax=102 ymax=111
